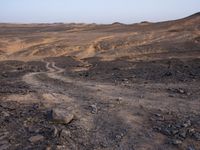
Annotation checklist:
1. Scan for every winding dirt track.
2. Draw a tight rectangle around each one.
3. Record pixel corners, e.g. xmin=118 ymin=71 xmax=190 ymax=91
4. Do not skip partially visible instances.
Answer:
xmin=23 ymin=59 xmax=200 ymax=113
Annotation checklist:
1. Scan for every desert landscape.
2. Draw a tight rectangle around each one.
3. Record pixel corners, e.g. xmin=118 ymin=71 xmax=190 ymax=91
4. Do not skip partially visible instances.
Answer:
xmin=0 ymin=13 xmax=200 ymax=150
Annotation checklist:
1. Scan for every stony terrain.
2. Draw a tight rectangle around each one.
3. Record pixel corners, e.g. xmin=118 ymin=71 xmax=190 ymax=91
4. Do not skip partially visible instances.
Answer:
xmin=0 ymin=13 xmax=200 ymax=150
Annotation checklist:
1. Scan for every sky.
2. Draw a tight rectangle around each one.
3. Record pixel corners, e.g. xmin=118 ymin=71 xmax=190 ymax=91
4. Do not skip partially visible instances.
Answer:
xmin=0 ymin=0 xmax=200 ymax=24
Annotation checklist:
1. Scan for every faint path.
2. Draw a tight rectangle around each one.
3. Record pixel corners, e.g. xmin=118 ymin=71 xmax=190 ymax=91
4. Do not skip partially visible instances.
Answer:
xmin=22 ymin=58 xmax=200 ymax=114
xmin=46 ymin=61 xmax=55 ymax=72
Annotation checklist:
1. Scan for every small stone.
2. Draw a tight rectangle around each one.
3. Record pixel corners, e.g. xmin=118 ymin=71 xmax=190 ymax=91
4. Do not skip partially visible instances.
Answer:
xmin=179 ymin=89 xmax=185 ymax=94
xmin=165 ymin=71 xmax=172 ymax=76
xmin=29 ymin=135 xmax=44 ymax=143
xmin=122 ymin=78 xmax=129 ymax=83
xmin=171 ymin=139 xmax=182 ymax=145
xmin=187 ymin=145 xmax=196 ymax=150
xmin=46 ymin=146 xmax=51 ymax=150
xmin=179 ymin=130 xmax=187 ymax=138
xmin=182 ymin=120 xmax=191 ymax=127
xmin=162 ymin=128 xmax=171 ymax=136
xmin=193 ymin=132 xmax=200 ymax=141
xmin=154 ymin=113 xmax=162 ymax=117
xmin=116 ymin=97 xmax=123 ymax=104
xmin=2 ymin=111 xmax=10 ymax=117
xmin=116 ymin=133 xmax=124 ymax=140
xmin=52 ymin=108 xmax=74 ymax=124
xmin=90 ymin=104 xmax=98 ymax=114
xmin=56 ymin=145 xmax=68 ymax=150
xmin=60 ymin=129 xmax=71 ymax=138
xmin=171 ymin=130 xmax=179 ymax=135
xmin=188 ymin=128 xmax=195 ymax=135
xmin=53 ymin=126 xmax=59 ymax=137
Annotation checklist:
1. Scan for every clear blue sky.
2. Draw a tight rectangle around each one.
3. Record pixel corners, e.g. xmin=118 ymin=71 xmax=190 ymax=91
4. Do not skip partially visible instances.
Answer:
xmin=0 ymin=0 xmax=199 ymax=24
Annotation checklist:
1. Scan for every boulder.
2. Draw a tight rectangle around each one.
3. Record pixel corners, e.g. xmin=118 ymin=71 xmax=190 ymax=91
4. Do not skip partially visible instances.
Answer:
xmin=52 ymin=108 xmax=74 ymax=124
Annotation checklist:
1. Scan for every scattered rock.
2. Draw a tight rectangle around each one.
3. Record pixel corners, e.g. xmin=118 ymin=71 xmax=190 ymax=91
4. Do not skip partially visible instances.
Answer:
xmin=182 ymin=120 xmax=191 ymax=127
xmin=151 ymin=112 xmax=200 ymax=147
xmin=29 ymin=135 xmax=44 ymax=143
xmin=164 ymin=71 xmax=172 ymax=76
xmin=187 ymin=145 xmax=196 ymax=150
xmin=179 ymin=130 xmax=187 ymax=139
xmin=90 ymin=104 xmax=98 ymax=114
xmin=188 ymin=128 xmax=195 ymax=135
xmin=122 ymin=78 xmax=128 ymax=82
xmin=53 ymin=126 xmax=59 ymax=137
xmin=112 ymin=67 xmax=120 ymax=71
xmin=171 ymin=130 xmax=179 ymax=135
xmin=116 ymin=97 xmax=123 ymax=104
xmin=193 ymin=132 xmax=200 ymax=141
xmin=115 ymin=133 xmax=124 ymax=140
xmin=178 ymin=89 xmax=185 ymax=94
xmin=167 ymin=88 xmax=188 ymax=95
xmin=60 ymin=129 xmax=71 ymax=138
xmin=162 ymin=128 xmax=171 ymax=136
xmin=154 ymin=113 xmax=162 ymax=117
xmin=170 ymin=139 xmax=182 ymax=145
xmin=46 ymin=146 xmax=52 ymax=150
xmin=52 ymin=108 xmax=74 ymax=125
xmin=56 ymin=145 xmax=68 ymax=150
xmin=2 ymin=111 xmax=10 ymax=117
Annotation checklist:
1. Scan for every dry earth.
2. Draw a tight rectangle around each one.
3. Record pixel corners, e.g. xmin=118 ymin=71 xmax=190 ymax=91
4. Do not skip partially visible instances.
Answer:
xmin=0 ymin=13 xmax=200 ymax=150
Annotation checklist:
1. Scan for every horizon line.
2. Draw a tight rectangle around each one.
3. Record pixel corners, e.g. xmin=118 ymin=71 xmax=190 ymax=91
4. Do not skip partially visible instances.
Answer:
xmin=0 ymin=12 xmax=199 ymax=25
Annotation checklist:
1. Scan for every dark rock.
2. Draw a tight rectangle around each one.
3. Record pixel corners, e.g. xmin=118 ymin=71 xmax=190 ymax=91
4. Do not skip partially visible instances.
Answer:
xmin=162 ymin=128 xmax=171 ymax=136
xmin=2 ymin=111 xmax=10 ymax=117
xmin=116 ymin=97 xmax=122 ymax=104
xmin=187 ymin=145 xmax=196 ymax=150
xmin=112 ymin=67 xmax=120 ymax=71
xmin=188 ymin=128 xmax=195 ymax=135
xmin=170 ymin=139 xmax=182 ymax=145
xmin=154 ymin=113 xmax=162 ymax=117
xmin=167 ymin=88 xmax=187 ymax=95
xmin=90 ymin=104 xmax=98 ymax=114
xmin=193 ymin=132 xmax=200 ymax=141
xmin=182 ymin=120 xmax=191 ymax=127
xmin=171 ymin=130 xmax=179 ymax=135
xmin=179 ymin=130 xmax=187 ymax=138
xmin=164 ymin=71 xmax=172 ymax=76
xmin=60 ymin=129 xmax=71 ymax=138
